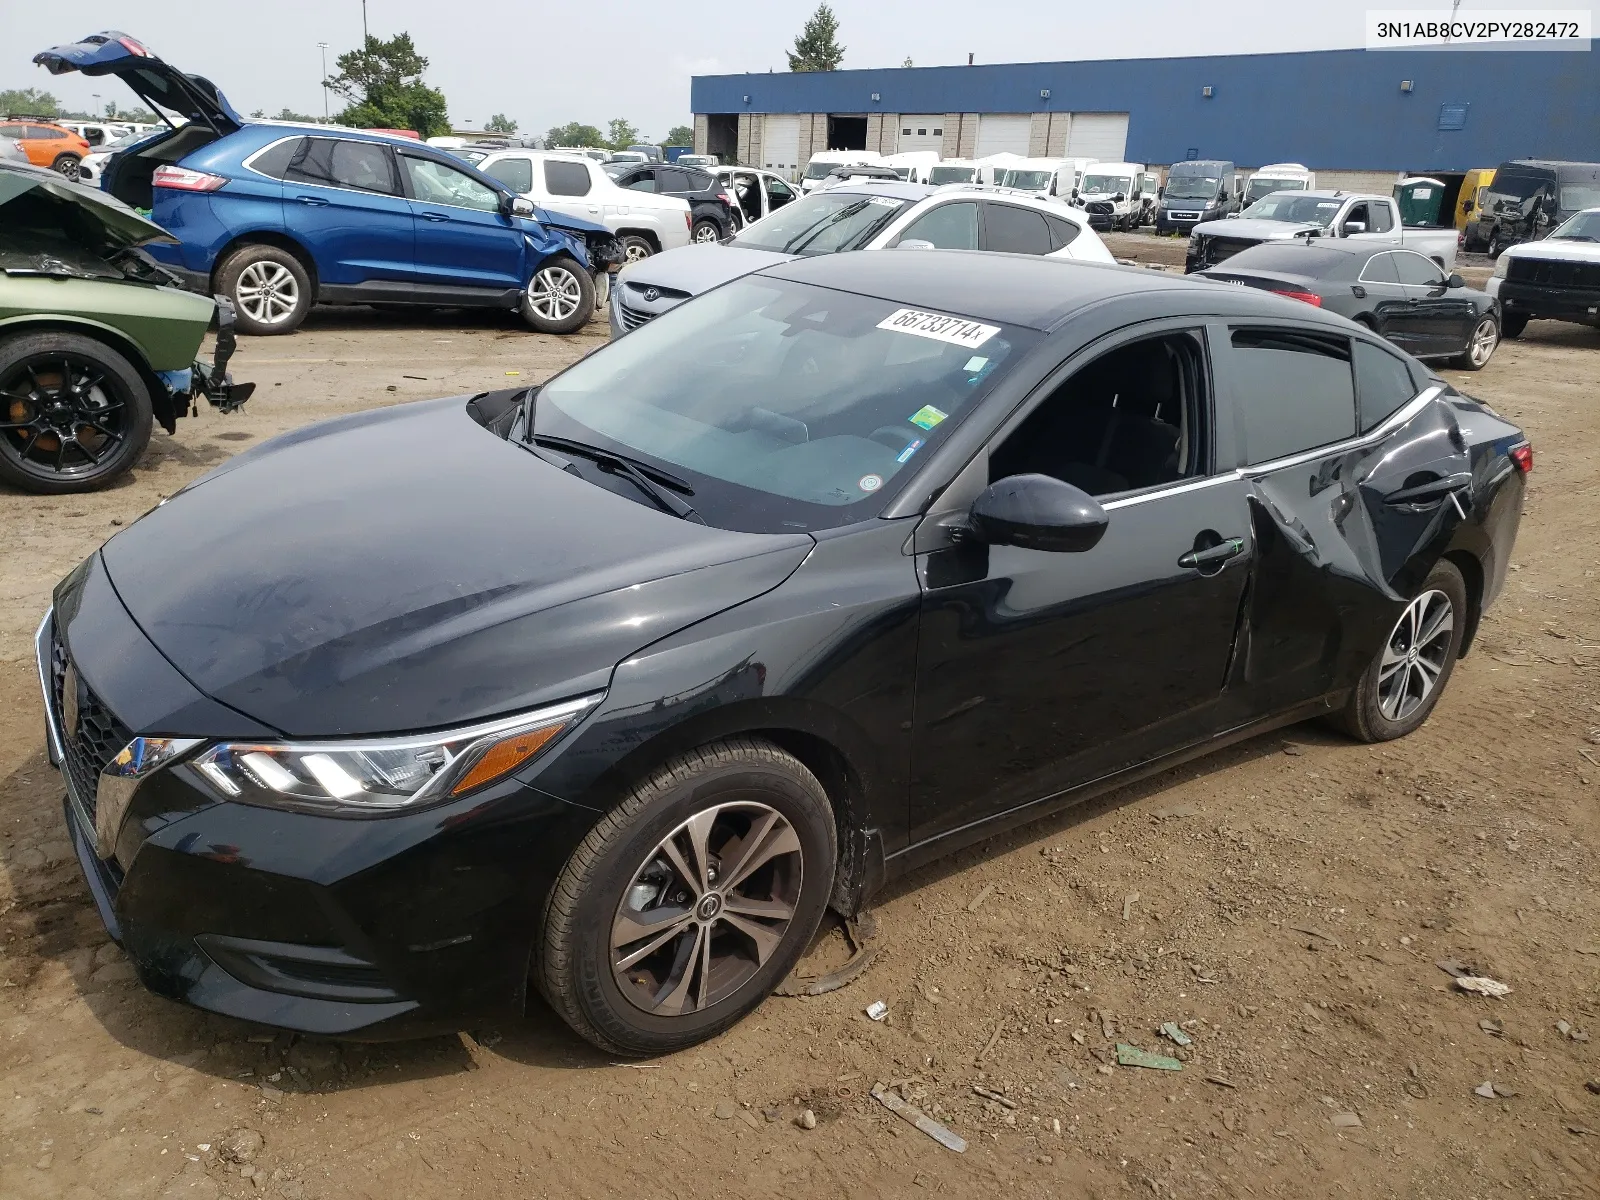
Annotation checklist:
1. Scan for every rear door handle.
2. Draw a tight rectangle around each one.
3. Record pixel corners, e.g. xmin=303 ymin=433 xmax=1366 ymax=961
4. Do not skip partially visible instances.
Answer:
xmin=420 ymin=211 xmax=448 ymax=222
xmin=295 ymin=195 xmax=328 ymax=206
xmin=1384 ymin=472 xmax=1472 ymax=505
xmin=1177 ymin=537 xmax=1244 ymax=569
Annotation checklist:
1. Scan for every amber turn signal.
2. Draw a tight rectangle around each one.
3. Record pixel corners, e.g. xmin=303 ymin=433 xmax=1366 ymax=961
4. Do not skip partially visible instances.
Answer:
xmin=449 ymin=723 xmax=565 ymax=796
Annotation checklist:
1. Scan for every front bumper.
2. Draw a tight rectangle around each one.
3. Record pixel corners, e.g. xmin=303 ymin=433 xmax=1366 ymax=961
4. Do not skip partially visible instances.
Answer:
xmin=39 ymin=576 xmax=601 ymax=1039
xmin=1490 ymin=278 xmax=1600 ymax=324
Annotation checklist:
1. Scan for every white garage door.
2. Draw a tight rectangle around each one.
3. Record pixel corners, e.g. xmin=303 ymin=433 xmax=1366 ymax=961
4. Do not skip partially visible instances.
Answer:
xmin=897 ymin=114 xmax=946 ymax=154
xmin=1066 ymin=113 xmax=1130 ymax=162
xmin=762 ymin=115 xmax=801 ymax=180
xmin=975 ymin=114 xmax=1032 ymax=157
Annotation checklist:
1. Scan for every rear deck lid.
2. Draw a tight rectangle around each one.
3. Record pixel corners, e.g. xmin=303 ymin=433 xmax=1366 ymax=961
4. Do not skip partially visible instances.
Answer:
xmin=33 ymin=32 xmax=243 ymax=135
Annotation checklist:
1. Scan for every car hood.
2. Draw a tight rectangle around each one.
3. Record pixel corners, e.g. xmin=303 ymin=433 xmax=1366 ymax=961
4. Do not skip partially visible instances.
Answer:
xmin=0 ymin=161 xmax=175 ymax=261
xmin=99 ymin=398 xmax=813 ymax=737
xmin=618 ymin=242 xmax=793 ymax=295
xmin=1193 ymin=217 xmax=1317 ymax=240
xmin=1500 ymin=237 xmax=1600 ymax=263
xmin=34 ymin=31 xmax=244 ymax=134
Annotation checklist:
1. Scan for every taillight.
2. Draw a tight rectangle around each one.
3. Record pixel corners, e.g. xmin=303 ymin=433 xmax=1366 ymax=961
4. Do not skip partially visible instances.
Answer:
xmin=1273 ymin=288 xmax=1323 ymax=307
xmin=685 ymin=211 xmax=692 ymax=232
xmin=717 ymin=190 xmax=734 ymax=205
xmin=117 ymin=36 xmax=150 ymax=57
xmin=1510 ymin=442 xmax=1533 ymax=474
xmin=153 ymin=165 xmax=227 ymax=192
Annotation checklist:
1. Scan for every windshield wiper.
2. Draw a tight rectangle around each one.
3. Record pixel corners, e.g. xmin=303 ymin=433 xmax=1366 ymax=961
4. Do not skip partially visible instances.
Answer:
xmin=530 ymin=434 xmax=704 ymax=523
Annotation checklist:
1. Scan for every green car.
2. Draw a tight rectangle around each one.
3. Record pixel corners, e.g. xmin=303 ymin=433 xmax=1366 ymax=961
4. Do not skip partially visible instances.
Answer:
xmin=0 ymin=161 xmax=252 ymax=493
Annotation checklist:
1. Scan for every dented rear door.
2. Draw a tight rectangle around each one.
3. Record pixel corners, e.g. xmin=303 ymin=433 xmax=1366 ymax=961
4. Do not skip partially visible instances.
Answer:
xmin=1211 ymin=323 xmax=1471 ymax=720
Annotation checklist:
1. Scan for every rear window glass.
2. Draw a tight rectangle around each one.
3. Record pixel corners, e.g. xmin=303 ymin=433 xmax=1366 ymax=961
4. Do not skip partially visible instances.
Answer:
xmin=1230 ymin=328 xmax=1356 ymax=464
xmin=1353 ymin=340 xmax=1417 ymax=431
xmin=1223 ymin=245 xmax=1351 ymax=276
xmin=250 ymin=138 xmax=302 ymax=180
xmin=543 ymin=159 xmax=591 ymax=196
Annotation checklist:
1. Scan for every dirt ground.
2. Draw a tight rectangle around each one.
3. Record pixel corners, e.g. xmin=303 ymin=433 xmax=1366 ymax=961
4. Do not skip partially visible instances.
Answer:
xmin=2 ymin=262 xmax=1598 ymax=1200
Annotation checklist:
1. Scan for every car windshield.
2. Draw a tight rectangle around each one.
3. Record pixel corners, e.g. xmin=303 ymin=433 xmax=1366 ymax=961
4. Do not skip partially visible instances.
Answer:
xmin=452 ymin=149 xmax=489 ymax=165
xmin=1240 ymin=194 xmax=1344 ymax=227
xmin=533 ymin=278 xmax=1034 ymax=533
xmin=1549 ymin=210 xmax=1600 ymax=241
xmin=101 ymin=131 xmax=146 ymax=151
xmin=729 ymin=192 xmax=912 ymax=255
xmin=928 ymin=165 xmax=975 ymax=184
xmin=1246 ymin=177 xmax=1306 ymax=203
xmin=1081 ymin=174 xmax=1132 ymax=194
xmin=804 ymin=160 xmax=851 ymax=180
xmin=1003 ymin=170 xmax=1054 ymax=190
xmin=1165 ymin=171 xmax=1221 ymax=199
xmin=1486 ymin=173 xmax=1547 ymax=205
xmin=1560 ymin=184 xmax=1600 ymax=212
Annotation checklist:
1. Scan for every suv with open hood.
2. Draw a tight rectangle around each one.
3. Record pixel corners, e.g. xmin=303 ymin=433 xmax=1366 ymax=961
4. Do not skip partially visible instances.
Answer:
xmin=33 ymin=32 xmax=620 ymax=336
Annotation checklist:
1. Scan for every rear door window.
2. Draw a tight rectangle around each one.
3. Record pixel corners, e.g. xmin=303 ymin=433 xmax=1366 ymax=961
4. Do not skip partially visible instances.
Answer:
xmin=1353 ymin=340 xmax=1418 ymax=431
xmin=898 ymin=201 xmax=979 ymax=249
xmin=286 ymin=137 xmax=398 ymax=195
xmin=982 ymin=203 xmax=1052 ymax=255
xmin=1229 ymin=328 xmax=1356 ymax=464
xmin=484 ymin=156 xmax=533 ymax=195
xmin=543 ymin=159 xmax=593 ymax=197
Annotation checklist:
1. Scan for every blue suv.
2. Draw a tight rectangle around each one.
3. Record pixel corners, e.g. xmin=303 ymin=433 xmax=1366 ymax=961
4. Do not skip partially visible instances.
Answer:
xmin=34 ymin=32 xmax=618 ymax=336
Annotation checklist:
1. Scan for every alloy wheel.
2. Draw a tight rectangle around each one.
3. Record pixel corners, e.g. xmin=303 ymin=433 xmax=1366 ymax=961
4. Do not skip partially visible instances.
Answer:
xmin=54 ymin=158 xmax=80 ymax=182
xmin=1376 ymin=589 xmax=1453 ymax=722
xmin=526 ymin=265 xmax=583 ymax=321
xmin=235 ymin=261 xmax=301 ymax=326
xmin=611 ymin=801 xmax=803 ymax=1016
xmin=624 ymin=241 xmax=653 ymax=263
xmin=693 ymin=224 xmax=720 ymax=244
xmin=0 ymin=354 xmax=128 ymax=479
xmin=1468 ymin=317 xmax=1498 ymax=366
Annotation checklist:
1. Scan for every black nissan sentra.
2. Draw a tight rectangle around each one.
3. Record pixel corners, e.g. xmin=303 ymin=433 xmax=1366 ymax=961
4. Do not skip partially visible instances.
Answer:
xmin=39 ymin=251 xmax=1528 ymax=1055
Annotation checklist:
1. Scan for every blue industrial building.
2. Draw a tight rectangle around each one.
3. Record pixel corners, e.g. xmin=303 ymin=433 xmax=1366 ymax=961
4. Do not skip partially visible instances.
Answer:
xmin=689 ymin=47 xmax=1599 ymax=176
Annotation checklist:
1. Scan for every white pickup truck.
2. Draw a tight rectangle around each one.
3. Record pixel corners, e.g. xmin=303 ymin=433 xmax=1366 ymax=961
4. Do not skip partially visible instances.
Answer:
xmin=1185 ymin=190 xmax=1459 ymax=273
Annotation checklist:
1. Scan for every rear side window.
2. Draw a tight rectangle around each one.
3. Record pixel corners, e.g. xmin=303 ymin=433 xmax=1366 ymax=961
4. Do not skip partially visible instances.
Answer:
xmin=658 ymin=169 xmax=692 ymax=190
xmin=484 ymin=157 xmax=533 ymax=195
xmin=984 ymin=203 xmax=1052 ymax=255
xmin=1045 ymin=214 xmax=1081 ymax=250
xmin=251 ymin=138 xmax=303 ymax=180
xmin=1230 ymin=329 xmax=1356 ymax=464
xmin=544 ymin=160 xmax=591 ymax=196
xmin=286 ymin=138 xmax=397 ymax=195
xmin=1353 ymin=340 xmax=1417 ymax=431
xmin=898 ymin=201 xmax=978 ymax=249
xmin=1358 ymin=252 xmax=1401 ymax=284
xmin=29 ymin=125 xmax=67 ymax=140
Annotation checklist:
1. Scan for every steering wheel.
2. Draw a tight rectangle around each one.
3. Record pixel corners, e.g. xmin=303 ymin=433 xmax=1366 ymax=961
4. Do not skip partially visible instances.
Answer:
xmin=870 ymin=426 xmax=917 ymax=452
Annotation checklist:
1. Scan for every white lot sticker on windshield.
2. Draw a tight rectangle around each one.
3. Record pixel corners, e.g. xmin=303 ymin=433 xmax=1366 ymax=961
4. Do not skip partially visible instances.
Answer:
xmin=877 ymin=308 xmax=1000 ymax=349
xmin=868 ymin=196 xmax=902 ymax=206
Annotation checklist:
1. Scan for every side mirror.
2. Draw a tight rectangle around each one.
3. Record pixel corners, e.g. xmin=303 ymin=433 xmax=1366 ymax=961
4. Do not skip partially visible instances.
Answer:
xmin=1070 ymin=187 xmax=1079 ymax=199
xmin=508 ymin=196 xmax=535 ymax=218
xmin=1113 ymin=192 xmax=1126 ymax=202
xmin=1341 ymin=220 xmax=1367 ymax=235
xmin=1447 ymin=272 xmax=1465 ymax=288
xmin=895 ymin=238 xmax=936 ymax=251
xmin=1216 ymin=189 xmax=1227 ymax=202
xmin=1157 ymin=186 xmax=1164 ymax=199
xmin=965 ymin=474 xmax=1108 ymax=553
xmin=1225 ymin=211 xmax=1240 ymax=219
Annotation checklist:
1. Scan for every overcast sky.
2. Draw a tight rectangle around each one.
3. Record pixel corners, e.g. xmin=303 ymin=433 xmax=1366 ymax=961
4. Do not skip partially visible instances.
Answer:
xmin=1 ymin=0 xmax=1568 ymax=137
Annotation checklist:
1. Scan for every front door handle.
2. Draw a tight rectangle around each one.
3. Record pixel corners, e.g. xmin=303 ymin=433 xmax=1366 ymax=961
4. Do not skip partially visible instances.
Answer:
xmin=419 ymin=211 xmax=448 ymax=222
xmin=295 ymin=195 xmax=329 ymax=206
xmin=1177 ymin=537 xmax=1244 ymax=570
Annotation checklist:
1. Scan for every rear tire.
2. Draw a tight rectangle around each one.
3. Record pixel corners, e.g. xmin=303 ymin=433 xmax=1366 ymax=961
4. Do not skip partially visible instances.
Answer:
xmin=0 ymin=331 xmax=153 ymax=494
xmin=1332 ymin=559 xmax=1467 ymax=743
xmin=52 ymin=154 xmax=81 ymax=182
xmin=217 ymin=244 xmax=312 ymax=336
xmin=538 ymin=737 xmax=837 ymax=1057
xmin=691 ymin=219 xmax=722 ymax=245
xmin=1500 ymin=312 xmax=1528 ymax=340
xmin=520 ymin=255 xmax=594 ymax=335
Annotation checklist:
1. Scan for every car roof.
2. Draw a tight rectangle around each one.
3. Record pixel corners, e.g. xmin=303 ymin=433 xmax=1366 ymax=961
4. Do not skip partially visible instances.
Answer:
xmin=821 ymin=180 xmax=937 ymax=202
xmin=756 ymin=249 xmax=1211 ymax=330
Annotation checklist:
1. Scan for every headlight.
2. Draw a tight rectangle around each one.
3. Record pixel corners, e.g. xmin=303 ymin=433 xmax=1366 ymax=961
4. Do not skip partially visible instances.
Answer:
xmin=1492 ymin=255 xmax=1510 ymax=279
xmin=191 ymin=694 xmax=600 ymax=815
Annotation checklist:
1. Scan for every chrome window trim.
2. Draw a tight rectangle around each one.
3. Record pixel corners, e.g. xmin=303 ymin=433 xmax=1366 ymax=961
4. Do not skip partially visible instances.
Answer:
xmin=1100 ymin=471 xmax=1243 ymax=511
xmin=34 ymin=608 xmax=64 ymax=765
xmin=243 ymin=133 xmax=400 ymax=200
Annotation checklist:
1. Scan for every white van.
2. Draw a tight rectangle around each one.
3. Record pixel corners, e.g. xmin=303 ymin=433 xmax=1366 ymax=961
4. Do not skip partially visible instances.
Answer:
xmin=1244 ymin=163 xmax=1316 ymax=205
xmin=995 ymin=157 xmax=1097 ymax=201
xmin=1075 ymin=162 xmax=1146 ymax=232
xmin=975 ymin=152 xmax=1026 ymax=186
xmin=800 ymin=150 xmax=883 ymax=193
xmin=927 ymin=158 xmax=981 ymax=185
xmin=882 ymin=150 xmax=940 ymax=184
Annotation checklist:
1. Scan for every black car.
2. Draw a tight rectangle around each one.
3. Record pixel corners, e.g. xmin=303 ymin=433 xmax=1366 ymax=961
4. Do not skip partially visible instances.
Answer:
xmin=1479 ymin=159 xmax=1600 ymax=258
xmin=40 ymin=251 xmax=1528 ymax=1056
xmin=605 ymin=162 xmax=736 ymax=244
xmin=1196 ymin=241 xmax=1502 ymax=371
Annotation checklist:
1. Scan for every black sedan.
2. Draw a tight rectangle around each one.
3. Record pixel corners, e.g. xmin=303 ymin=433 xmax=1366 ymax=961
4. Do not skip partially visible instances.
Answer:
xmin=40 ymin=252 xmax=1528 ymax=1056
xmin=605 ymin=161 xmax=737 ymax=244
xmin=1195 ymin=241 xmax=1503 ymax=371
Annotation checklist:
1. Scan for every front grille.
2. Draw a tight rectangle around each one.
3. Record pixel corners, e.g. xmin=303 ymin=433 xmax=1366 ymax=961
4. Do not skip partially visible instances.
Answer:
xmin=1196 ymin=236 xmax=1254 ymax=267
xmin=1085 ymin=200 xmax=1114 ymax=216
xmin=618 ymin=302 xmax=653 ymax=331
xmin=1506 ymin=256 xmax=1600 ymax=290
xmin=50 ymin=627 xmax=131 ymax=826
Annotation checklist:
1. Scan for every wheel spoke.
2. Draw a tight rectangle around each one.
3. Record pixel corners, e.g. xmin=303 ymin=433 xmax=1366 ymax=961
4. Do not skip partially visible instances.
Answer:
xmin=1417 ymin=603 xmax=1452 ymax=650
xmin=721 ymin=893 xmax=796 ymax=922
xmin=654 ymin=923 xmax=707 ymax=1015
xmin=659 ymin=834 xmax=706 ymax=900
xmin=717 ymin=911 xmax=785 ymax=966
xmin=721 ymin=812 xmax=801 ymax=893
xmin=612 ymin=908 xmax=694 ymax=972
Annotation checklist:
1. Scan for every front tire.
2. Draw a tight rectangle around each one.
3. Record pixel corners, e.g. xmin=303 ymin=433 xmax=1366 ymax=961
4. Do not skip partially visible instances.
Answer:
xmin=1453 ymin=314 xmax=1499 ymax=370
xmin=217 ymin=244 xmax=312 ymax=336
xmin=0 ymin=332 xmax=153 ymax=494
xmin=538 ymin=738 xmax=837 ymax=1057
xmin=1486 ymin=228 xmax=1503 ymax=259
xmin=521 ymin=255 xmax=595 ymax=334
xmin=1501 ymin=311 xmax=1528 ymax=339
xmin=1333 ymin=559 xmax=1467 ymax=743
